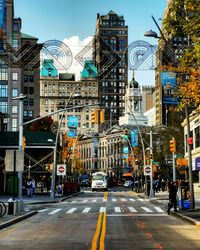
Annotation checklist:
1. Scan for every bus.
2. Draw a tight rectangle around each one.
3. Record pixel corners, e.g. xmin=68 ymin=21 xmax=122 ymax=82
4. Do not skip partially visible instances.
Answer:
xmin=91 ymin=171 xmax=108 ymax=191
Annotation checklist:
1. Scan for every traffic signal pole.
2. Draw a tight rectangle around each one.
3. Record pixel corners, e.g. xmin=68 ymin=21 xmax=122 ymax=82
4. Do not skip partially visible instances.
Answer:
xmin=172 ymin=152 xmax=176 ymax=182
xmin=149 ymin=130 xmax=154 ymax=198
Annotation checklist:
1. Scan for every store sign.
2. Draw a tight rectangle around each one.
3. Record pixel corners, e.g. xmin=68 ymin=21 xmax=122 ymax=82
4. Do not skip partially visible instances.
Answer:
xmin=195 ymin=157 xmax=200 ymax=171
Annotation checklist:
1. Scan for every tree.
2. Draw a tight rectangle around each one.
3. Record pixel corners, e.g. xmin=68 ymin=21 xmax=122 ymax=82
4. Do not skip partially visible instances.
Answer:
xmin=162 ymin=0 xmax=200 ymax=110
xmin=25 ymin=116 xmax=54 ymax=131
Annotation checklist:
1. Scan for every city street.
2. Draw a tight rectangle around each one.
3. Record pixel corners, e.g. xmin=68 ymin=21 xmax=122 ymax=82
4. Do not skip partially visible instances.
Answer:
xmin=1 ymin=190 xmax=200 ymax=249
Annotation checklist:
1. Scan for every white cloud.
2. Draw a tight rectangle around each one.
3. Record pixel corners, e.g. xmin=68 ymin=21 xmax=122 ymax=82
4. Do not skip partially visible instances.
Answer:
xmin=63 ymin=36 xmax=93 ymax=80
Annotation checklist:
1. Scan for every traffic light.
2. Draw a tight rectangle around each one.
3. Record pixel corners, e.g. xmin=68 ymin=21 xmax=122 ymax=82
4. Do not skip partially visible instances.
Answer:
xmin=170 ymin=137 xmax=176 ymax=153
xmin=100 ymin=109 xmax=105 ymax=124
xmin=22 ymin=136 xmax=26 ymax=151
xmin=91 ymin=110 xmax=98 ymax=124
xmin=150 ymin=154 xmax=153 ymax=159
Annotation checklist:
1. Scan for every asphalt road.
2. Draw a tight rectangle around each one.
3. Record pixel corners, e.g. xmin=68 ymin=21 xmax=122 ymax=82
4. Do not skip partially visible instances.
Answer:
xmin=0 ymin=189 xmax=200 ymax=249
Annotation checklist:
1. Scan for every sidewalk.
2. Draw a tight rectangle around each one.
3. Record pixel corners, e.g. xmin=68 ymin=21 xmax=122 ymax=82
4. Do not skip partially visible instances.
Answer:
xmin=0 ymin=191 xmax=83 ymax=230
xmin=136 ymin=190 xmax=200 ymax=227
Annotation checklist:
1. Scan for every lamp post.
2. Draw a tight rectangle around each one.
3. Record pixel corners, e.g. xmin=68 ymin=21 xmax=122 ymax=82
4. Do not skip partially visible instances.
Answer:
xmin=144 ymin=15 xmax=195 ymax=208
xmin=12 ymin=94 xmax=27 ymax=206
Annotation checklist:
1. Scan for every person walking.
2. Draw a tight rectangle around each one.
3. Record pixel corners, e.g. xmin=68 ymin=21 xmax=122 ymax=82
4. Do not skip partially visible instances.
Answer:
xmin=31 ymin=178 xmax=36 ymax=196
xmin=167 ymin=181 xmax=178 ymax=214
xmin=26 ymin=178 xmax=32 ymax=197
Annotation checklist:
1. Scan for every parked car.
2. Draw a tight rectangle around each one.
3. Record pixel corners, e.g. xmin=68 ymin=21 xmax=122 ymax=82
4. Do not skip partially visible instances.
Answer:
xmin=124 ymin=180 xmax=133 ymax=187
xmin=80 ymin=179 xmax=90 ymax=187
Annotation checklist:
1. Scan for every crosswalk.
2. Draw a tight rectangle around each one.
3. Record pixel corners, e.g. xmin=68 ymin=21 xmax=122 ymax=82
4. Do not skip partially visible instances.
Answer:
xmin=38 ymin=205 xmax=166 ymax=215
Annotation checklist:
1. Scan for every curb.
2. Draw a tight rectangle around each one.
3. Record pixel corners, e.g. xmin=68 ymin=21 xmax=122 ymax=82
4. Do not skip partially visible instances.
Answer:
xmin=171 ymin=211 xmax=200 ymax=227
xmin=0 ymin=211 xmax=38 ymax=230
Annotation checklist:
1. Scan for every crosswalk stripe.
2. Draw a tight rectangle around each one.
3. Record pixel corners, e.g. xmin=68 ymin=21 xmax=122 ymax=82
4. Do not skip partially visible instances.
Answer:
xmin=121 ymin=198 xmax=127 ymax=201
xmin=138 ymin=198 xmax=144 ymax=201
xmin=112 ymin=198 xmax=117 ymax=202
xmin=82 ymin=200 xmax=88 ymax=203
xmin=100 ymin=207 xmax=106 ymax=212
xmin=114 ymin=207 xmax=121 ymax=213
xmin=154 ymin=206 xmax=165 ymax=213
xmin=92 ymin=199 xmax=97 ymax=202
xmin=141 ymin=207 xmax=153 ymax=213
xmin=38 ymin=209 xmax=48 ymax=213
xmin=82 ymin=207 xmax=91 ymax=213
xmin=128 ymin=198 xmax=135 ymax=202
xmin=48 ymin=209 xmax=62 ymax=215
xmin=128 ymin=207 xmax=138 ymax=213
xmin=71 ymin=201 xmax=77 ymax=203
xmin=66 ymin=208 xmax=77 ymax=214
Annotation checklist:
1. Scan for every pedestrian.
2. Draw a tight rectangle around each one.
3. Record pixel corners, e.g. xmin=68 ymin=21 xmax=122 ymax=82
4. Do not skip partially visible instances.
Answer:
xmin=31 ymin=178 xmax=36 ymax=196
xmin=26 ymin=178 xmax=32 ymax=197
xmin=167 ymin=181 xmax=178 ymax=214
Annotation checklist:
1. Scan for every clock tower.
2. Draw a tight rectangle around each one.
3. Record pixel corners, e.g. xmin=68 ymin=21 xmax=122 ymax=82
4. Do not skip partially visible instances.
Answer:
xmin=119 ymin=69 xmax=148 ymax=126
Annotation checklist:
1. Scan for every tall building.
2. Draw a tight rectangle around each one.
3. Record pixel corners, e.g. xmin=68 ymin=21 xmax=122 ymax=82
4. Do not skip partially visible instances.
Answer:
xmin=94 ymin=11 xmax=128 ymax=127
xmin=0 ymin=0 xmax=42 ymax=131
xmin=40 ymin=60 xmax=99 ymax=135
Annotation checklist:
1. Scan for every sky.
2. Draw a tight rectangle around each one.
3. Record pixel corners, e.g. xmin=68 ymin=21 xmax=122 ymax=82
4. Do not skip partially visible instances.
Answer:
xmin=14 ymin=0 xmax=168 ymax=84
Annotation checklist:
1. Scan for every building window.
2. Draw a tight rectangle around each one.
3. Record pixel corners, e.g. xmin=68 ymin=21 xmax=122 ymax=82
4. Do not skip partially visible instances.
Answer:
xmin=12 ymin=105 xmax=18 ymax=114
xmin=12 ymin=39 xmax=19 ymax=48
xmin=24 ymin=110 xmax=28 ymax=117
xmin=12 ymin=88 xmax=18 ymax=97
xmin=12 ymin=118 xmax=17 ymax=131
xmin=29 ymin=110 xmax=33 ymax=117
xmin=195 ymin=126 xmax=200 ymax=148
xmin=12 ymin=72 xmax=18 ymax=81
xmin=29 ymin=98 xmax=34 ymax=106
xmin=0 ymin=101 xmax=7 ymax=113
xmin=0 ymin=84 xmax=8 ymax=97
xmin=0 ymin=68 xmax=8 ymax=80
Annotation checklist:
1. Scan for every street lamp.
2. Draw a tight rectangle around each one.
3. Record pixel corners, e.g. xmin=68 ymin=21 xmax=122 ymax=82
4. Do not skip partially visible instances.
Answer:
xmin=144 ymin=15 xmax=195 ymax=208
xmin=12 ymin=93 xmax=27 ymax=208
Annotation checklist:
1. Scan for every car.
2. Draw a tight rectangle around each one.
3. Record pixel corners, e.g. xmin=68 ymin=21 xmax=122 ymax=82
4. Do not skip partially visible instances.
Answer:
xmin=124 ymin=180 xmax=133 ymax=187
xmin=80 ymin=179 xmax=90 ymax=187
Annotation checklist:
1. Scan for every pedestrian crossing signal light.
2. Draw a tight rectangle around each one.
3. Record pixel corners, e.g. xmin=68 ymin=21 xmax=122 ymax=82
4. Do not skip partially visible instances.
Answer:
xmin=170 ymin=137 xmax=176 ymax=153
xmin=91 ymin=110 xmax=98 ymax=124
xmin=22 ymin=136 xmax=26 ymax=151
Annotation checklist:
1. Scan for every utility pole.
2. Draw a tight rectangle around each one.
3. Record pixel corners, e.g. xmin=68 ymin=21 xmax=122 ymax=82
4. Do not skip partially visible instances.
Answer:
xmin=149 ymin=130 xmax=154 ymax=198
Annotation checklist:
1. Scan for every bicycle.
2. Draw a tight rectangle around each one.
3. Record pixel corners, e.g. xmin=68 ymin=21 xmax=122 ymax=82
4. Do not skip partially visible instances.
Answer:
xmin=0 ymin=201 xmax=7 ymax=217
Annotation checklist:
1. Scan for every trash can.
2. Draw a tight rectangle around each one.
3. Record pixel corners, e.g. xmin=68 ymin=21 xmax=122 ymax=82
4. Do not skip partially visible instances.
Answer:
xmin=7 ymin=199 xmax=17 ymax=215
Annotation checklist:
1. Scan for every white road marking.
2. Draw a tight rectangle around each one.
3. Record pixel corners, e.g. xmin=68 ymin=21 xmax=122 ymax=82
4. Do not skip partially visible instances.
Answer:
xmin=100 ymin=207 xmax=106 ymax=213
xmin=48 ymin=209 xmax=62 ymax=215
xmin=154 ymin=206 xmax=165 ymax=213
xmin=112 ymin=198 xmax=117 ymax=202
xmin=38 ymin=209 xmax=48 ymax=213
xmin=138 ymin=198 xmax=145 ymax=201
xmin=107 ymin=214 xmax=168 ymax=217
xmin=92 ymin=199 xmax=97 ymax=202
xmin=128 ymin=198 xmax=135 ymax=202
xmin=121 ymin=198 xmax=127 ymax=201
xmin=71 ymin=201 xmax=77 ymax=203
xmin=114 ymin=207 xmax=121 ymax=213
xmin=141 ymin=207 xmax=153 ymax=213
xmin=66 ymin=208 xmax=77 ymax=214
xmin=81 ymin=200 xmax=88 ymax=203
xmin=82 ymin=207 xmax=91 ymax=213
xmin=128 ymin=207 xmax=138 ymax=213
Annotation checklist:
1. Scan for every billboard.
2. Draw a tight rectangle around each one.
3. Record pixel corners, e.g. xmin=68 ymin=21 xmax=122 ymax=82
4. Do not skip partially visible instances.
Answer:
xmin=161 ymin=71 xmax=178 ymax=104
xmin=67 ymin=115 xmax=78 ymax=128
xmin=131 ymin=129 xmax=138 ymax=147
xmin=0 ymin=0 xmax=5 ymax=28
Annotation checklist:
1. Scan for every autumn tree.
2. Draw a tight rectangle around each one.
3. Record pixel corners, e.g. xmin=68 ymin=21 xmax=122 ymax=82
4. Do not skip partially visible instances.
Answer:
xmin=163 ymin=0 xmax=200 ymax=109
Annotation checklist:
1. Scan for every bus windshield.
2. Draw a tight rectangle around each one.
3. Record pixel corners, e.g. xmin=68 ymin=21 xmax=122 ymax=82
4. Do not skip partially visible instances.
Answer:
xmin=92 ymin=175 xmax=106 ymax=181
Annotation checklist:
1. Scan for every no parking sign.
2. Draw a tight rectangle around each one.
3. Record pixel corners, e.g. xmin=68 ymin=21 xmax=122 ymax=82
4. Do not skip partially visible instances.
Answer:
xmin=144 ymin=165 xmax=151 ymax=176
xmin=57 ymin=164 xmax=66 ymax=176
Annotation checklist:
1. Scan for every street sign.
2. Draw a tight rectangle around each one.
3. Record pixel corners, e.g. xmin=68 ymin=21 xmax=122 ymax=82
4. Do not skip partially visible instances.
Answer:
xmin=144 ymin=165 xmax=151 ymax=176
xmin=5 ymin=150 xmax=24 ymax=172
xmin=57 ymin=164 xmax=66 ymax=176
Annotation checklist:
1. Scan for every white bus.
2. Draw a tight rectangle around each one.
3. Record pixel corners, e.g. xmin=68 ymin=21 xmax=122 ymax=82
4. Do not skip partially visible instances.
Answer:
xmin=91 ymin=171 xmax=108 ymax=191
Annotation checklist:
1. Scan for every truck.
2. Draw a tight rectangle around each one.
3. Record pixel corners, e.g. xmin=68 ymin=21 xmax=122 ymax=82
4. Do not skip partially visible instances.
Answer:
xmin=91 ymin=171 xmax=108 ymax=191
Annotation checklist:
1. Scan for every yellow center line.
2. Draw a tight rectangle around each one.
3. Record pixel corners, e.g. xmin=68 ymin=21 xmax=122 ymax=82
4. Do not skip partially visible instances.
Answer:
xmin=91 ymin=212 xmax=103 ymax=250
xmin=99 ymin=211 xmax=107 ymax=250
